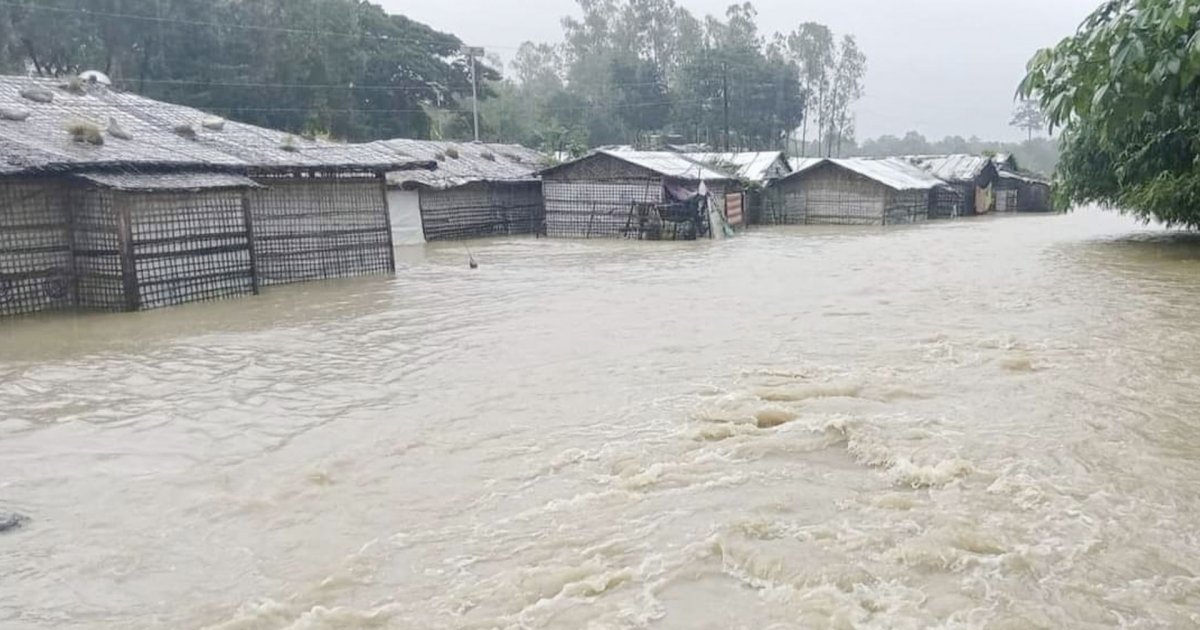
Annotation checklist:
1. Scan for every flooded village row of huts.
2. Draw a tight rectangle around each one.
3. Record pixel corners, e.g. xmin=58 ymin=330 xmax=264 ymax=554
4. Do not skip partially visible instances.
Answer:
xmin=0 ymin=75 xmax=1053 ymax=318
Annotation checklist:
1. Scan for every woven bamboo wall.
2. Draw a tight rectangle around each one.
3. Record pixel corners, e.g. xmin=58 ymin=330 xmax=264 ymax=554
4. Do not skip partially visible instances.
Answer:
xmin=73 ymin=188 xmax=126 ymax=311
xmin=543 ymin=155 xmax=665 ymax=238
xmin=543 ymin=178 xmax=663 ymax=238
xmin=126 ymin=190 xmax=256 ymax=310
xmin=1018 ymin=181 xmax=1053 ymax=212
xmin=785 ymin=165 xmax=887 ymax=225
xmin=0 ymin=178 xmax=73 ymax=317
xmin=764 ymin=182 xmax=807 ymax=225
xmin=883 ymin=190 xmax=930 ymax=225
xmin=419 ymin=181 xmax=544 ymax=241
xmin=250 ymin=175 xmax=393 ymax=286
xmin=930 ymin=186 xmax=966 ymax=218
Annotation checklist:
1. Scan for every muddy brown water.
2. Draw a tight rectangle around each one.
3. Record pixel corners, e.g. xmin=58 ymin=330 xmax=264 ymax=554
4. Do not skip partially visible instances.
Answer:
xmin=2 ymin=209 xmax=1200 ymax=629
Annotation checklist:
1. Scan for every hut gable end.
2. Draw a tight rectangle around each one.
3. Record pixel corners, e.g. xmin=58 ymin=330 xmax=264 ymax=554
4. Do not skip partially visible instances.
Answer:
xmin=543 ymin=152 xmax=662 ymax=182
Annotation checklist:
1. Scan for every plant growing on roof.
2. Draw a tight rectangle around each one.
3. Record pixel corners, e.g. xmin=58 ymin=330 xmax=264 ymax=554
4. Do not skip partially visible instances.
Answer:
xmin=172 ymin=124 xmax=197 ymax=140
xmin=445 ymin=147 xmax=460 ymax=159
xmin=480 ymin=151 xmax=496 ymax=161
xmin=280 ymin=135 xmax=300 ymax=152
xmin=0 ymin=107 xmax=30 ymax=122
xmin=106 ymin=117 xmax=132 ymax=141
xmin=19 ymin=88 xmax=53 ymax=104
xmin=59 ymin=77 xmax=87 ymax=95
xmin=66 ymin=119 xmax=104 ymax=146
xmin=434 ymin=152 xmax=446 ymax=161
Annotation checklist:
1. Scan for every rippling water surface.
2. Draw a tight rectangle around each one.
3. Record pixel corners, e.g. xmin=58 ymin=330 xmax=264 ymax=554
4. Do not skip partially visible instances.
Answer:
xmin=3 ymin=209 xmax=1200 ymax=629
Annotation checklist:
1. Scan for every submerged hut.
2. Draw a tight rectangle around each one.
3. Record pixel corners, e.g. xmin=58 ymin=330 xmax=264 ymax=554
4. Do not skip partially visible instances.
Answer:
xmin=994 ymin=167 xmax=1054 ymax=213
xmin=0 ymin=75 xmax=429 ymax=317
xmin=902 ymin=155 xmax=999 ymax=218
xmin=683 ymin=151 xmax=791 ymax=226
xmin=772 ymin=158 xmax=944 ymax=225
xmin=538 ymin=150 xmax=736 ymax=240
xmin=990 ymin=154 xmax=1053 ymax=213
xmin=370 ymin=139 xmax=546 ymax=242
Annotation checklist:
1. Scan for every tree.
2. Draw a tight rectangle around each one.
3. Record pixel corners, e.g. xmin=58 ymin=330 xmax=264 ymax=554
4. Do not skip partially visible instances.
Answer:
xmin=785 ymin=23 xmax=834 ymax=157
xmin=1010 ymin=99 xmax=1045 ymax=141
xmin=824 ymin=35 xmax=866 ymax=157
xmin=0 ymin=0 xmax=498 ymax=142
xmin=1020 ymin=0 xmax=1200 ymax=226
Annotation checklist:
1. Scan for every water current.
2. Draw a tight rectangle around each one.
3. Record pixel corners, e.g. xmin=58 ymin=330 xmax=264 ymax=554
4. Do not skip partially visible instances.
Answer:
xmin=2 ymin=209 xmax=1200 ymax=629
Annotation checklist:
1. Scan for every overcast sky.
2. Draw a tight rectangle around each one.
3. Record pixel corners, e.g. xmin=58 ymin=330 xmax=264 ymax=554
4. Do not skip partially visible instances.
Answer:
xmin=385 ymin=0 xmax=1099 ymax=142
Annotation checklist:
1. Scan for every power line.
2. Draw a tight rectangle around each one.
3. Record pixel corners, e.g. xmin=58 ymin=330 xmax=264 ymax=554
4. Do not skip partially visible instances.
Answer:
xmin=112 ymin=77 xmax=675 ymax=92
xmin=110 ymin=76 xmax=799 ymax=93
xmin=206 ymin=98 xmax=714 ymax=115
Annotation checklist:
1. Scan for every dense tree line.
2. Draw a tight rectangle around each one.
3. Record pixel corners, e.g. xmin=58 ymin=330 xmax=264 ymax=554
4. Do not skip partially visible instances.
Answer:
xmin=479 ymin=1 xmax=866 ymax=156
xmin=0 ymin=0 xmax=497 ymax=141
xmin=1021 ymin=0 xmax=1200 ymax=226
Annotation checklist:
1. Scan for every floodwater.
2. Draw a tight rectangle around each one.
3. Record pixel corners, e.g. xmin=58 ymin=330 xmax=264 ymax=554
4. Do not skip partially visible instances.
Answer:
xmin=3 ymin=209 xmax=1200 ymax=630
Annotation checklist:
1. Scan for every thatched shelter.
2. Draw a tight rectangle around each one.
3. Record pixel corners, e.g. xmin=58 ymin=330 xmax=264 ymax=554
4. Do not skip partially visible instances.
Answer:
xmin=538 ymin=150 xmax=736 ymax=240
xmin=370 ymin=139 xmax=545 ymax=242
xmin=902 ymin=155 xmax=1000 ymax=218
xmin=772 ymin=158 xmax=944 ymax=225
xmin=0 ymin=75 xmax=429 ymax=317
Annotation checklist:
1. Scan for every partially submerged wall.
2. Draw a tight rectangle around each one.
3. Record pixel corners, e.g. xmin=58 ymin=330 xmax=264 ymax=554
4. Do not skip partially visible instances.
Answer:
xmin=883 ymin=190 xmax=930 ymax=225
xmin=778 ymin=164 xmax=887 ymax=225
xmin=419 ymin=181 xmax=544 ymax=241
xmin=0 ymin=178 xmax=73 ymax=317
xmin=542 ymin=154 xmax=663 ymax=239
xmin=125 ymin=190 xmax=256 ymax=310
xmin=250 ymin=175 xmax=394 ymax=286
xmin=73 ymin=188 xmax=126 ymax=311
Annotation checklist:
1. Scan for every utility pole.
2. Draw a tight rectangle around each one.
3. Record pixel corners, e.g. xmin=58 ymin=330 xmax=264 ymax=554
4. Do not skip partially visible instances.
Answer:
xmin=464 ymin=46 xmax=484 ymax=142
xmin=722 ymin=61 xmax=730 ymax=151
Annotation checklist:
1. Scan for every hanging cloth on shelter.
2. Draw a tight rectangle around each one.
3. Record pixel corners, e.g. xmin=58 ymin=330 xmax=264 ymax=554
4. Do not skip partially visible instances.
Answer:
xmin=664 ymin=181 xmax=699 ymax=202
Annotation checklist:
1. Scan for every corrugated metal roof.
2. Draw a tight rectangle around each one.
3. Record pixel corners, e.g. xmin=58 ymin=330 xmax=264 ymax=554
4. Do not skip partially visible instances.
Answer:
xmin=371 ymin=138 xmax=545 ymax=189
xmin=998 ymin=169 xmax=1050 ymax=185
xmin=598 ymin=150 xmax=733 ymax=181
xmin=684 ymin=151 xmax=789 ymax=183
xmin=75 ymin=171 xmax=260 ymax=191
xmin=539 ymin=149 xmax=735 ymax=182
xmin=901 ymin=154 xmax=993 ymax=182
xmin=787 ymin=157 xmax=945 ymax=191
xmin=0 ymin=75 xmax=430 ymax=176
xmin=788 ymin=157 xmax=823 ymax=173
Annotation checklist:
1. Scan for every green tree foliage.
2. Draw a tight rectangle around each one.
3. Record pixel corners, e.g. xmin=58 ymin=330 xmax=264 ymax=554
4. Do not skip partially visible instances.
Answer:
xmin=0 ymin=0 xmax=498 ymax=141
xmin=482 ymin=0 xmax=835 ymax=153
xmin=1020 ymin=0 xmax=1200 ymax=225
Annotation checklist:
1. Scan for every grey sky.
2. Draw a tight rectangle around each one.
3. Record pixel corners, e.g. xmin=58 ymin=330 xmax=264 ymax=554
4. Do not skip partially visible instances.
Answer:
xmin=386 ymin=0 xmax=1099 ymax=142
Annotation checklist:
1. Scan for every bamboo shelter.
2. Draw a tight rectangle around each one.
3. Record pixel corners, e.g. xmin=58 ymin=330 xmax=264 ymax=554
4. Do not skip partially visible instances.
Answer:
xmin=772 ymin=158 xmax=944 ymax=226
xmin=992 ymin=155 xmax=1054 ymax=213
xmin=682 ymin=151 xmax=791 ymax=226
xmin=0 ymin=74 xmax=430 ymax=317
xmin=370 ymin=139 xmax=546 ymax=242
xmin=538 ymin=150 xmax=736 ymax=240
xmin=902 ymin=155 xmax=1000 ymax=218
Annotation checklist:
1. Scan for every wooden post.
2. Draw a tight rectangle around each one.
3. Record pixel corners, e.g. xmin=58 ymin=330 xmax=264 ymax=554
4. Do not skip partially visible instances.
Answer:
xmin=114 ymin=192 xmax=140 ymax=312
xmin=241 ymin=189 xmax=260 ymax=295
xmin=63 ymin=185 xmax=80 ymax=308
xmin=378 ymin=173 xmax=396 ymax=273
